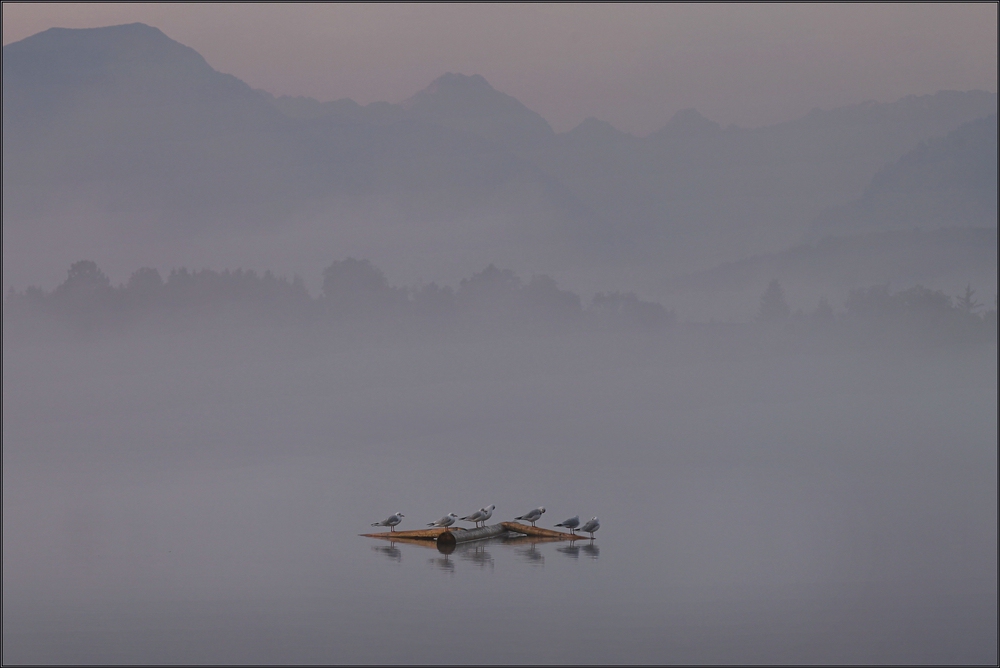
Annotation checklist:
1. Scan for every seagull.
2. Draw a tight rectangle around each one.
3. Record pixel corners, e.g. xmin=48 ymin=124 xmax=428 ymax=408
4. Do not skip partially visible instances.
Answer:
xmin=461 ymin=504 xmax=495 ymax=528
xmin=514 ymin=507 xmax=546 ymax=527
xmin=371 ymin=512 xmax=404 ymax=532
xmin=479 ymin=504 xmax=496 ymax=525
xmin=428 ymin=513 xmax=459 ymax=528
xmin=578 ymin=517 xmax=600 ymax=539
xmin=555 ymin=515 xmax=580 ymax=533
xmin=460 ymin=508 xmax=486 ymax=528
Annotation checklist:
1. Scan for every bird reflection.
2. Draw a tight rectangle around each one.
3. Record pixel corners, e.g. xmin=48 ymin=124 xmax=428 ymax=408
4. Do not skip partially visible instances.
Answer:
xmin=580 ymin=542 xmax=600 ymax=560
xmin=371 ymin=543 xmax=402 ymax=562
xmin=515 ymin=543 xmax=545 ymax=565
xmin=459 ymin=544 xmax=494 ymax=570
xmin=428 ymin=555 xmax=455 ymax=573
xmin=556 ymin=544 xmax=580 ymax=559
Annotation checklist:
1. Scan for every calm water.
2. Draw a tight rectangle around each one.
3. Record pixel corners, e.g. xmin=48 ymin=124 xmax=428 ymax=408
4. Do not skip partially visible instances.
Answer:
xmin=3 ymin=328 xmax=997 ymax=663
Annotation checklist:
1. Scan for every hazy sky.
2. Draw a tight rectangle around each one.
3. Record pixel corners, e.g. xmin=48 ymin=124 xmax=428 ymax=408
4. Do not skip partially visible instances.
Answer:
xmin=3 ymin=3 xmax=997 ymax=135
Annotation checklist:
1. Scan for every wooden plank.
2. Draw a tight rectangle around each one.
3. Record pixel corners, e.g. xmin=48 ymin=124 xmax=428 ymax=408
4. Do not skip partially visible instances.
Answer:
xmin=501 ymin=521 xmax=586 ymax=539
xmin=360 ymin=527 xmax=465 ymax=540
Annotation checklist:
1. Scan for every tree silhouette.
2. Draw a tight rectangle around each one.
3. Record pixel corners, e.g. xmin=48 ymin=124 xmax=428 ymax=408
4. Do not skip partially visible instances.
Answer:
xmin=127 ymin=267 xmax=164 ymax=293
xmin=521 ymin=274 xmax=582 ymax=321
xmin=56 ymin=260 xmax=111 ymax=293
xmin=955 ymin=284 xmax=982 ymax=315
xmin=590 ymin=291 xmax=674 ymax=329
xmin=322 ymin=258 xmax=406 ymax=315
xmin=458 ymin=264 xmax=521 ymax=305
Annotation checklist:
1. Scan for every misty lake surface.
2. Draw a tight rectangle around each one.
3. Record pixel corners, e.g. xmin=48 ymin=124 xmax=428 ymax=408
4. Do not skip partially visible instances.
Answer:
xmin=3 ymin=325 xmax=997 ymax=664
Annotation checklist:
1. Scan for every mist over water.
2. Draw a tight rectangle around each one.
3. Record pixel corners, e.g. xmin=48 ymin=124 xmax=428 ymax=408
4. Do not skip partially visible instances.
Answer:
xmin=3 ymin=15 xmax=998 ymax=665
xmin=3 ymin=312 xmax=996 ymax=663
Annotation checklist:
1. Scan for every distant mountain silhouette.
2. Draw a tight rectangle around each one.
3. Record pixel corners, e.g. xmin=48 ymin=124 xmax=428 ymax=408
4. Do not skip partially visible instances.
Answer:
xmin=401 ymin=73 xmax=556 ymax=152
xmin=267 ymin=94 xmax=403 ymax=124
xmin=648 ymin=108 xmax=722 ymax=143
xmin=3 ymin=23 xmax=303 ymax=225
xmin=2 ymin=25 xmax=571 ymax=230
xmin=2 ymin=22 xmax=997 ymax=293
xmin=266 ymin=73 xmax=558 ymax=153
xmin=809 ymin=114 xmax=998 ymax=238
xmin=535 ymin=91 xmax=997 ymax=267
xmin=2 ymin=23 xmax=592 ymax=290
xmin=563 ymin=117 xmax=636 ymax=145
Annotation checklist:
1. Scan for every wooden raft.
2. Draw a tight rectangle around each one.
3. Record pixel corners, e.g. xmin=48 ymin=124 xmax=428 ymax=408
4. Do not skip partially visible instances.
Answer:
xmin=362 ymin=522 xmax=584 ymax=543
xmin=359 ymin=527 xmax=464 ymax=540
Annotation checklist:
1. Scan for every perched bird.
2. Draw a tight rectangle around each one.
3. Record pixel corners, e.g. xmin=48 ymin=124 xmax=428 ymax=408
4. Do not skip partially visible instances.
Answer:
xmin=514 ymin=507 xmax=546 ymax=527
xmin=460 ymin=508 xmax=486 ymax=527
xmin=371 ymin=512 xmax=405 ymax=532
xmin=428 ymin=513 xmax=459 ymax=528
xmin=555 ymin=515 xmax=581 ymax=533
xmin=578 ymin=517 xmax=600 ymax=539
xmin=479 ymin=504 xmax=496 ymax=525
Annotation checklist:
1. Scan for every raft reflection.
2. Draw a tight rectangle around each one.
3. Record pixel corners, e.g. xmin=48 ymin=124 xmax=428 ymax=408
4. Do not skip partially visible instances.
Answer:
xmin=371 ymin=543 xmax=403 ymax=563
xmin=515 ymin=543 xmax=545 ymax=565
xmin=459 ymin=543 xmax=495 ymax=570
xmin=366 ymin=533 xmax=598 ymax=570
xmin=428 ymin=555 xmax=455 ymax=572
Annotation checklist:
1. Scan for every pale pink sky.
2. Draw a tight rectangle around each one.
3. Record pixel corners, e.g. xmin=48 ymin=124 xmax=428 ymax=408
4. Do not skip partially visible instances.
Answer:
xmin=3 ymin=3 xmax=996 ymax=135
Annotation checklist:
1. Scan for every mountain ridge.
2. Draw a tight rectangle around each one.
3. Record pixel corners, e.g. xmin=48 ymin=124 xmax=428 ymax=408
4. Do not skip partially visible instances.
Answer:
xmin=809 ymin=114 xmax=998 ymax=239
xmin=3 ymin=22 xmax=996 ymax=298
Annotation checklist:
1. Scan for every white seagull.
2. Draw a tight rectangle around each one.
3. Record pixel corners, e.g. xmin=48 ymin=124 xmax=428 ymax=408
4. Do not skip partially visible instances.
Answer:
xmin=461 ymin=504 xmax=495 ymax=528
xmin=479 ymin=504 xmax=496 ymax=525
xmin=371 ymin=512 xmax=405 ymax=532
xmin=555 ymin=515 xmax=581 ymax=533
xmin=514 ymin=507 xmax=546 ymax=527
xmin=428 ymin=513 xmax=459 ymax=528
xmin=578 ymin=517 xmax=600 ymax=539
xmin=460 ymin=508 xmax=486 ymax=527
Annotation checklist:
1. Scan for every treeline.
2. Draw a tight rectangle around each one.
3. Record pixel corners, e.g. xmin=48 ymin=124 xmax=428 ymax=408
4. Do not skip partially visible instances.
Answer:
xmin=4 ymin=260 xmax=994 ymax=346
xmin=757 ymin=279 xmax=997 ymax=345
xmin=3 ymin=259 xmax=675 ymax=339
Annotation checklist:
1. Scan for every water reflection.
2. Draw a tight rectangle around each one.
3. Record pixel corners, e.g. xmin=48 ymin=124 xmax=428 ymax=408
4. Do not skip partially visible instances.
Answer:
xmin=367 ymin=534 xmax=598 ymax=568
xmin=428 ymin=555 xmax=455 ymax=573
xmin=371 ymin=543 xmax=403 ymax=563
xmin=515 ymin=543 xmax=545 ymax=565
xmin=556 ymin=544 xmax=580 ymax=559
xmin=458 ymin=544 xmax=494 ymax=570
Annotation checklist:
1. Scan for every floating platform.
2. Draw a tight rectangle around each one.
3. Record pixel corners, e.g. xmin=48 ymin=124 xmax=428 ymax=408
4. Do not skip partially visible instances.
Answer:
xmin=361 ymin=521 xmax=586 ymax=546
xmin=359 ymin=527 xmax=462 ymax=540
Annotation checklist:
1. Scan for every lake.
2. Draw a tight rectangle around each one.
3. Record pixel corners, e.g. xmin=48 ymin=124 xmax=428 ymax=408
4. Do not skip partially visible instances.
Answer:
xmin=3 ymin=325 xmax=997 ymax=663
